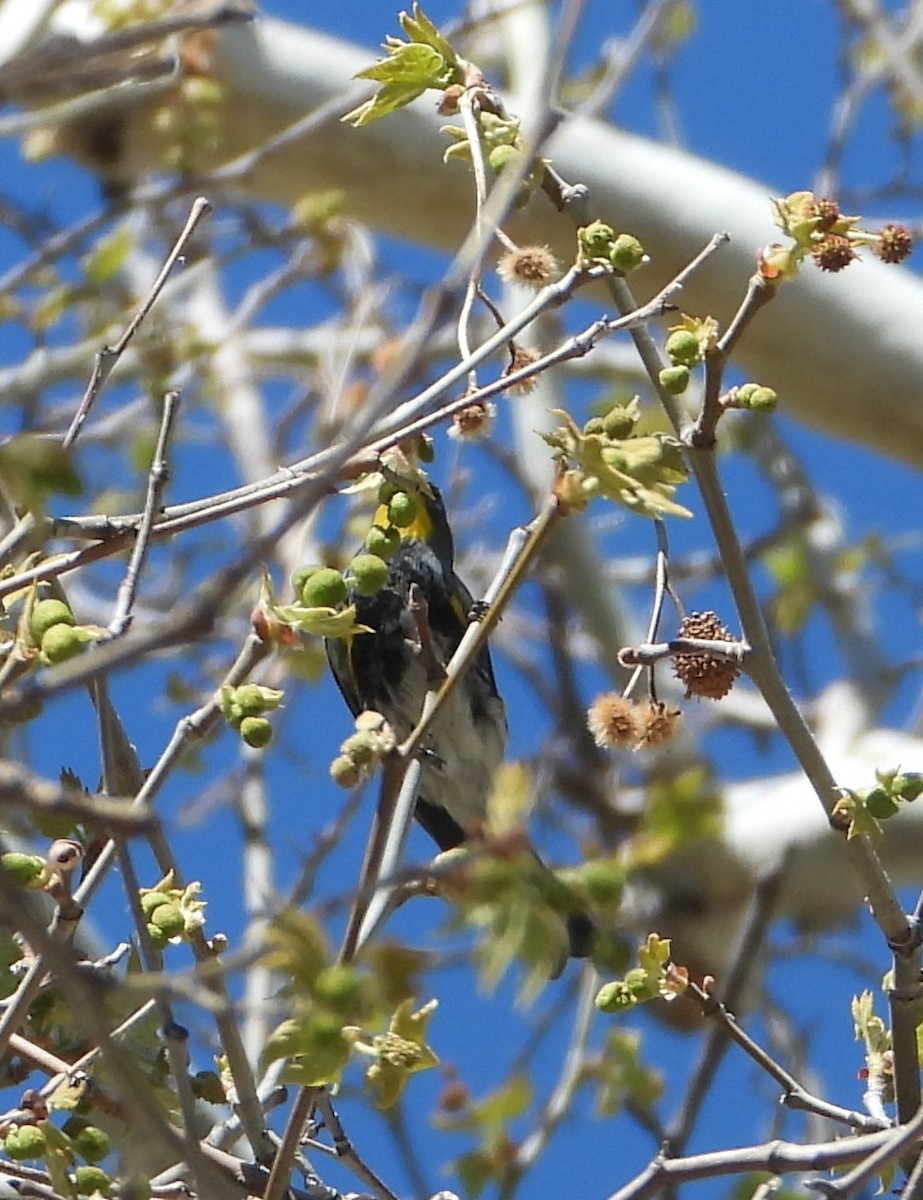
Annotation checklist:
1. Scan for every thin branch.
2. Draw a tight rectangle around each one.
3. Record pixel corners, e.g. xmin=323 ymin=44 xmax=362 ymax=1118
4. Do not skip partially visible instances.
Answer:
xmin=63 ymin=198 xmax=211 ymax=449
xmin=107 ymin=389 xmax=181 ymax=637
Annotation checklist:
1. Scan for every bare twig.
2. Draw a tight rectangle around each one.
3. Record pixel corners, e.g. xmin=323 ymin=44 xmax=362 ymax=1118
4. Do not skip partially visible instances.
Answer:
xmin=107 ymin=389 xmax=181 ymax=637
xmin=63 ymin=198 xmax=210 ymax=449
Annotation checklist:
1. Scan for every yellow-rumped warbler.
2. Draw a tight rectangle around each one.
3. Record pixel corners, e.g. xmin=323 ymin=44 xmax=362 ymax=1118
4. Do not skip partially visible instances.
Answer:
xmin=325 ymin=483 xmax=594 ymax=960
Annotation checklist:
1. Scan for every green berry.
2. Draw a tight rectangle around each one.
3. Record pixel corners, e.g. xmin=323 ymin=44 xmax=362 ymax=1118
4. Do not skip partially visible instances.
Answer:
xmin=72 ymin=1125 xmax=110 ymax=1164
xmin=291 ymin=565 xmax=323 ymax=597
xmin=41 ymin=624 xmax=85 ymax=664
xmin=2 ymin=852 xmax=47 ymax=888
xmin=609 ymin=233 xmax=645 ymax=272
xmin=240 ymin=716 xmax=273 ymax=749
xmin=300 ymin=567 xmax=347 ymax=609
xmin=387 ymin=491 xmax=417 ymax=528
xmin=583 ymin=417 xmax=606 ymax=436
xmin=150 ymin=903 xmax=185 ymax=938
xmin=665 ymin=329 xmax=701 ymax=367
xmin=865 ymin=787 xmax=899 ymax=820
xmin=376 ymin=481 xmax=399 ymax=506
xmin=74 ymin=1165 xmax=111 ymax=1195
xmin=659 ymin=365 xmax=690 ymax=395
xmin=6 ymin=1124 xmax=46 ymax=1160
xmin=350 ymin=554 xmax=389 ymax=597
xmin=578 ymin=220 xmax=616 ymax=262
xmin=30 ymin=598 xmax=75 ymax=640
xmin=365 ymin=524 xmax=401 ymax=561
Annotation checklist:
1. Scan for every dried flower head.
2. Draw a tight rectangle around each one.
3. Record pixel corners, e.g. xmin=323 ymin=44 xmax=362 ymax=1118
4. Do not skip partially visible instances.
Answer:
xmin=636 ymin=700 xmax=681 ymax=748
xmin=812 ymin=196 xmax=841 ymax=231
xmin=448 ymin=400 xmax=495 ymax=440
xmin=497 ymin=245 xmax=560 ymax=288
xmin=673 ymin=611 xmax=740 ymax=700
xmin=587 ymin=694 xmax=643 ymax=749
xmin=811 ymin=234 xmax=857 ymax=273
xmin=873 ymin=223 xmax=913 ymax=265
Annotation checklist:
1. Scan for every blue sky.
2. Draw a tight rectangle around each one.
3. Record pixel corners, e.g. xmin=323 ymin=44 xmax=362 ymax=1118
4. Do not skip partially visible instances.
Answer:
xmin=1 ymin=3 xmax=922 ymax=1199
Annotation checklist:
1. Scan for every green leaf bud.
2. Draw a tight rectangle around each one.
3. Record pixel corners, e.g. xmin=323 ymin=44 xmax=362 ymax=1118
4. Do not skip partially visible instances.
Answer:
xmin=665 ymin=329 xmax=701 ymax=367
xmin=30 ymin=598 xmax=75 ymax=640
xmin=2 ymin=852 xmax=48 ymax=888
xmin=301 ymin=567 xmax=348 ymax=608
xmin=488 ymin=144 xmax=519 ymax=173
xmin=350 ymin=554 xmax=390 ymax=597
xmin=387 ymin=491 xmax=418 ymax=528
xmin=240 ymin=717 xmax=273 ymax=749
xmin=659 ymin=365 xmax=690 ymax=394
xmin=609 ymin=233 xmax=645 ymax=272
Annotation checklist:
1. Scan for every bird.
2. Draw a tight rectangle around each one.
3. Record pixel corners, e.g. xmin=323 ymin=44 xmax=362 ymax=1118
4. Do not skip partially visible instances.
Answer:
xmin=325 ymin=481 xmax=595 ymax=962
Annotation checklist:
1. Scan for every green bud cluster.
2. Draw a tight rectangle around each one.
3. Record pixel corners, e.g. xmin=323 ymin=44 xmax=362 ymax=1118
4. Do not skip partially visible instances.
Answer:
xmin=62 ymin=1118 xmax=111 ymax=1164
xmin=4 ymin=1124 xmax=46 ymax=1160
xmin=138 ymin=872 xmax=207 ymax=952
xmin=220 ymin=682 xmax=283 ymax=750
xmin=29 ymin=597 xmax=94 ymax=666
xmin=863 ymin=771 xmax=923 ymax=820
xmin=733 ymin=383 xmax=778 ymax=412
xmin=577 ymin=220 xmax=646 ymax=272
xmin=543 ymin=401 xmax=691 ymax=521
xmin=330 ymin=711 xmax=395 ymax=789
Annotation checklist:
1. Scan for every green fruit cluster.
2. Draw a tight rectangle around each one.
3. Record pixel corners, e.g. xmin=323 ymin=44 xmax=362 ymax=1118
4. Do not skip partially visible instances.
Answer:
xmin=30 ymin=598 xmax=90 ymax=665
xmin=220 ymin=682 xmax=283 ymax=750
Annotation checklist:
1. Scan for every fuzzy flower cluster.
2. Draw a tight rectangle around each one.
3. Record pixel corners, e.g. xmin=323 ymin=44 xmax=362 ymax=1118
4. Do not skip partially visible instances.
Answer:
xmin=759 ymin=191 xmax=913 ymax=281
xmin=587 ymin=695 xmax=681 ymax=751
